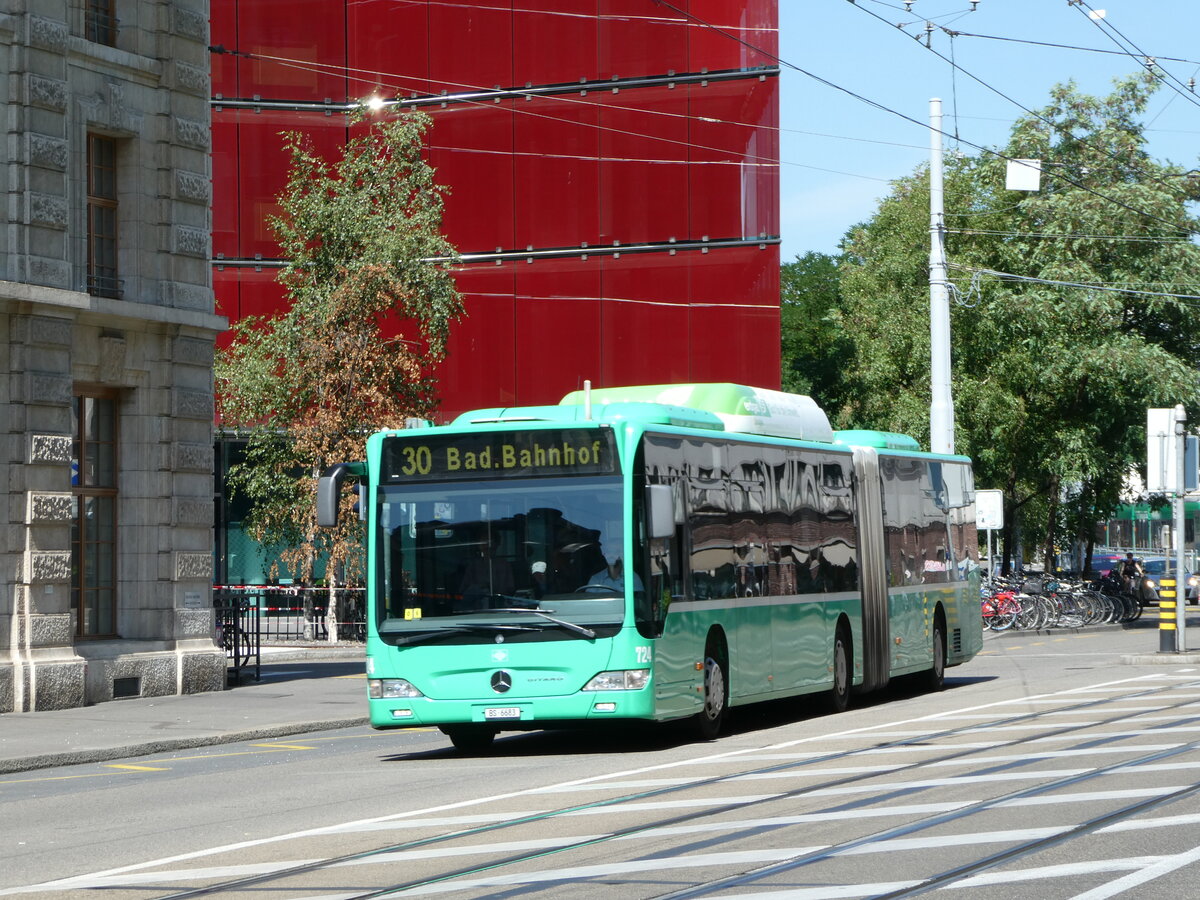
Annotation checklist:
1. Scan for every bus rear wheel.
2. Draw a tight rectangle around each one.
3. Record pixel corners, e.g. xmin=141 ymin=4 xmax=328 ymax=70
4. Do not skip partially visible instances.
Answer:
xmin=440 ymin=725 xmax=496 ymax=755
xmin=829 ymin=624 xmax=851 ymax=713
xmin=925 ymin=617 xmax=946 ymax=692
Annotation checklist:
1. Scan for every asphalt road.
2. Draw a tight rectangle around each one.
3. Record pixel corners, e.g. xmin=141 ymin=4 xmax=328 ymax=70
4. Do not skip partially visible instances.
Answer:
xmin=6 ymin=625 xmax=1200 ymax=899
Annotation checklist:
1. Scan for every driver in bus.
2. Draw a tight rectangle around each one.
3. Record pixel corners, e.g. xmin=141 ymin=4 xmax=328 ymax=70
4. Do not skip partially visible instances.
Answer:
xmin=587 ymin=556 xmax=644 ymax=592
xmin=459 ymin=532 xmax=514 ymax=607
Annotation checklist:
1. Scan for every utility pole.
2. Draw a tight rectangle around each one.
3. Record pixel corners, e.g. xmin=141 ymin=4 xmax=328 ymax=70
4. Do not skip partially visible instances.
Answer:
xmin=1176 ymin=404 xmax=1188 ymax=652
xmin=929 ymin=98 xmax=954 ymax=455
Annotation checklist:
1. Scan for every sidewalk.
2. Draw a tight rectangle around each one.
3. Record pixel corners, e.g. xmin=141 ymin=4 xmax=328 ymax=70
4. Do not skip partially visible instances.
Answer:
xmin=984 ymin=609 xmax=1200 ymax=665
xmin=0 ymin=645 xmax=368 ymax=775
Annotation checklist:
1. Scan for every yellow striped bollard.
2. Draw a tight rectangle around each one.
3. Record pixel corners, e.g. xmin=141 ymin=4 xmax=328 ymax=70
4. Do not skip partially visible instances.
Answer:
xmin=1160 ymin=578 xmax=1177 ymax=653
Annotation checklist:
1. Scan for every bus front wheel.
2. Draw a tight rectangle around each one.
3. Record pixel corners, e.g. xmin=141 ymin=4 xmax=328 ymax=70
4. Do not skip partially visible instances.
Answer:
xmin=694 ymin=650 xmax=728 ymax=740
xmin=440 ymin=724 xmax=496 ymax=755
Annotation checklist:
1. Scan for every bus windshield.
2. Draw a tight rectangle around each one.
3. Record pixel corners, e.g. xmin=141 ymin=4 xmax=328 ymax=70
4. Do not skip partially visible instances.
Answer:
xmin=376 ymin=476 xmax=629 ymax=637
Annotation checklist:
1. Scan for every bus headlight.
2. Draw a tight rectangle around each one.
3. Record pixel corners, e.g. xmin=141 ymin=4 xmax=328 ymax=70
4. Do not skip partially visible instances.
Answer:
xmin=369 ymin=678 xmax=423 ymax=699
xmin=582 ymin=669 xmax=650 ymax=691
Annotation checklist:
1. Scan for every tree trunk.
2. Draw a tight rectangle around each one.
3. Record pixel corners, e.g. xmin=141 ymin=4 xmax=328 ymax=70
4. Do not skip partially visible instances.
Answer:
xmin=1013 ymin=504 xmax=1024 ymax=574
xmin=302 ymin=587 xmax=315 ymax=641
xmin=1043 ymin=475 xmax=1060 ymax=575
xmin=325 ymin=577 xmax=338 ymax=644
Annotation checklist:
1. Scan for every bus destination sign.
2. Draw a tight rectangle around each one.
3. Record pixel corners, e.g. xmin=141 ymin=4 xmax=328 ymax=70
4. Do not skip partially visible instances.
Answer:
xmin=382 ymin=428 xmax=618 ymax=482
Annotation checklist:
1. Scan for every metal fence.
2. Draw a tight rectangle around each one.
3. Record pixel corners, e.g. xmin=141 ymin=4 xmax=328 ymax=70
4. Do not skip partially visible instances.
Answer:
xmin=213 ymin=585 xmax=367 ymax=646
xmin=213 ymin=588 xmax=261 ymax=683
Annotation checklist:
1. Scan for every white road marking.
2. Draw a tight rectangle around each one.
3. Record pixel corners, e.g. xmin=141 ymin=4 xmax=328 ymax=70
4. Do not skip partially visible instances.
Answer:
xmin=834 ymin=826 xmax=1070 ymax=855
xmin=563 ymin=794 xmax=782 ymax=815
xmin=733 ymin=765 xmax=907 ymax=779
xmin=393 ymin=846 xmax=831 ymax=896
xmin=338 ymin=834 xmax=610 ymax=865
xmin=805 ymin=768 xmax=1093 ymax=796
xmin=3 ymin=673 xmax=1186 ymax=896
xmin=1067 ymin=843 xmax=1200 ymax=899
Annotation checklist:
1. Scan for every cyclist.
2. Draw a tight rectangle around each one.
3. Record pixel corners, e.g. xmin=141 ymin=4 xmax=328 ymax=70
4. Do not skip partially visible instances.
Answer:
xmin=1120 ymin=552 xmax=1144 ymax=595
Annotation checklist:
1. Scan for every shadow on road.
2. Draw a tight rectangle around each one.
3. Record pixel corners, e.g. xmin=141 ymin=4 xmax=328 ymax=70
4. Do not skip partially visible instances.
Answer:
xmin=245 ymin=659 xmax=365 ymax=683
xmin=378 ymin=673 xmax=994 ymax=763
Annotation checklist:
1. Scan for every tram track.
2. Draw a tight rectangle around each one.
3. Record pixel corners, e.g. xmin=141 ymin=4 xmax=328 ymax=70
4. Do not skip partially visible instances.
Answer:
xmin=146 ymin=675 xmax=1200 ymax=900
xmin=653 ymin=738 xmax=1200 ymax=899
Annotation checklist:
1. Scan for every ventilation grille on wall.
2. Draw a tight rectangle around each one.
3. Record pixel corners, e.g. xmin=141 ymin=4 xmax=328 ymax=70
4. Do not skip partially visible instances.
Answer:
xmin=113 ymin=677 xmax=140 ymax=699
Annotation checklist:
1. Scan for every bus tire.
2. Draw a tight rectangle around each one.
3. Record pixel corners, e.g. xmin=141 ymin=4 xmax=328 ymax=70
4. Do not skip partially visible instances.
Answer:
xmin=829 ymin=622 xmax=852 ymax=714
xmin=694 ymin=640 xmax=728 ymax=740
xmin=440 ymin=725 xmax=496 ymax=755
xmin=925 ymin=613 xmax=946 ymax=692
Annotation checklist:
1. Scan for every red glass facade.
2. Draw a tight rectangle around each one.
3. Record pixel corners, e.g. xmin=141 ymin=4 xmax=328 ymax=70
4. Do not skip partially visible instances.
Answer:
xmin=211 ymin=1 xmax=781 ymax=421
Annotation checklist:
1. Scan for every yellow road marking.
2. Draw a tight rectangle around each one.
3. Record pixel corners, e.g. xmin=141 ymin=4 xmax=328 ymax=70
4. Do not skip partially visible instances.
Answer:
xmin=1 ymin=771 xmax=125 ymax=785
xmin=104 ymin=763 xmax=169 ymax=771
xmin=1 ymin=727 xmax=435 ymax=784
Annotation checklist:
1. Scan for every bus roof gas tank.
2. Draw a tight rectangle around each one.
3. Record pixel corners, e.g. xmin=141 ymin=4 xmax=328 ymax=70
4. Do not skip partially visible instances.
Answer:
xmin=834 ymin=430 xmax=922 ymax=451
xmin=559 ymin=383 xmax=834 ymax=444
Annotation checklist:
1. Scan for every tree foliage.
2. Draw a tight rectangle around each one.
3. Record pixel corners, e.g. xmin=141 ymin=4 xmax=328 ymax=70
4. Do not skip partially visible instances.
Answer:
xmin=216 ymin=109 xmax=463 ymax=593
xmin=798 ymin=74 xmax=1200 ymax=570
xmin=780 ymin=250 xmax=850 ymax=403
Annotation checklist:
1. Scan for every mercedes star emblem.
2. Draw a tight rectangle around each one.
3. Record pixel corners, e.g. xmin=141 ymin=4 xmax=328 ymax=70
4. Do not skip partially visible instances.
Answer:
xmin=491 ymin=670 xmax=513 ymax=693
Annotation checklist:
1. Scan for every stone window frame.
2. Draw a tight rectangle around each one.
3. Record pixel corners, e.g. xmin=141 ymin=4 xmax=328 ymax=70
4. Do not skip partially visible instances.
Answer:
xmin=72 ymin=385 xmax=121 ymax=638
xmin=86 ymin=133 xmax=121 ymax=299
xmin=84 ymin=0 xmax=118 ymax=46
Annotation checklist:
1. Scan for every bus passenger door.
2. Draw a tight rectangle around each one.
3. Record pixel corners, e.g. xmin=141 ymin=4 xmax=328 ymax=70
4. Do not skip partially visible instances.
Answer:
xmin=638 ymin=479 xmax=698 ymax=719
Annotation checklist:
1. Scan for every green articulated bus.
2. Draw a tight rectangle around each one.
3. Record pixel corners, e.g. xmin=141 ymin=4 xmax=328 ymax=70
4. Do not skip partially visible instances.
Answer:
xmin=318 ymin=383 xmax=982 ymax=752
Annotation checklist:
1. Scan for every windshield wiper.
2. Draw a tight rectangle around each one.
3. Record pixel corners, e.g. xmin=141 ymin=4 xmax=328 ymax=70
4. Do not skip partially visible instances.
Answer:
xmin=488 ymin=606 xmax=597 ymax=639
xmin=389 ymin=623 xmax=537 ymax=646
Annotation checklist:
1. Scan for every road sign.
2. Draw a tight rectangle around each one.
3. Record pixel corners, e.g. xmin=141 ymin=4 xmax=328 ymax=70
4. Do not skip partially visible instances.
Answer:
xmin=977 ymin=489 xmax=1004 ymax=530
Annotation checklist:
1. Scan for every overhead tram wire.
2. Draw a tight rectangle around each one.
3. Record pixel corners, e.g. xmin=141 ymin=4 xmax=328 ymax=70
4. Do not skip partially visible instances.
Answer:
xmin=946 ymin=227 xmax=1193 ymax=243
xmin=213 ymin=44 xmax=921 ymax=167
xmin=210 ymin=48 xmax=785 ymax=175
xmin=209 ymin=46 xmax=900 ymax=187
xmin=210 ymin=15 xmax=1194 ymax=236
xmin=649 ymin=0 xmax=1200 ymax=238
xmin=945 ymin=261 xmax=1200 ymax=305
xmin=935 ymin=28 xmax=1200 ymax=69
xmin=845 ymin=1 xmax=1200 ymax=213
xmin=1070 ymin=0 xmax=1200 ymax=113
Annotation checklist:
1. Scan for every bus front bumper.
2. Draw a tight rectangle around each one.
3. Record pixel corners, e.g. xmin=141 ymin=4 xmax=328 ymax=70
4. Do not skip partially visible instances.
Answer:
xmin=368 ymin=689 xmax=656 ymax=729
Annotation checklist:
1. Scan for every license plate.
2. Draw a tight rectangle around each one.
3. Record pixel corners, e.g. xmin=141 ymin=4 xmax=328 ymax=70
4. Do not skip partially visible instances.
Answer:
xmin=484 ymin=707 xmax=522 ymax=720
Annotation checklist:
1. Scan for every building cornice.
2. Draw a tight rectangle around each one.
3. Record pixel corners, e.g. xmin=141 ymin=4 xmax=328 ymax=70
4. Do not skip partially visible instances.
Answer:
xmin=0 ymin=280 xmax=226 ymax=333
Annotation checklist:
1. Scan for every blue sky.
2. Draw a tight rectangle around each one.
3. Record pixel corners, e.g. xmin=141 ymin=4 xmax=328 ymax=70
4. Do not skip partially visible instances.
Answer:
xmin=778 ymin=0 xmax=1200 ymax=261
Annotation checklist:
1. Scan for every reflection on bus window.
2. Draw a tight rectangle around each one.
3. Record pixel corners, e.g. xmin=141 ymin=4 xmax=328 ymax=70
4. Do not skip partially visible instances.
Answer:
xmin=377 ymin=476 xmax=628 ymax=630
xmin=644 ymin=435 xmax=859 ymax=599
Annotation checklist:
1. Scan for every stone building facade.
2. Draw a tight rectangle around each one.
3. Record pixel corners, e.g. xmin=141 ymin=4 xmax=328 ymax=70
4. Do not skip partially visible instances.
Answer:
xmin=1 ymin=1 xmax=225 ymax=711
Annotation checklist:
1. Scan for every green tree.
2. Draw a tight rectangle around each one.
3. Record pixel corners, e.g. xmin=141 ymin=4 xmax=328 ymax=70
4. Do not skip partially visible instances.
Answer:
xmin=216 ymin=108 xmax=463 ymax=637
xmin=780 ymin=250 xmax=850 ymax=406
xmin=833 ymin=74 xmax=1200 ymax=572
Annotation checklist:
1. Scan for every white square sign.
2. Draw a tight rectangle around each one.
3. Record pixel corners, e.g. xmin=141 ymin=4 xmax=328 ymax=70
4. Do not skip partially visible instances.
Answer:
xmin=976 ymin=489 xmax=1004 ymax=530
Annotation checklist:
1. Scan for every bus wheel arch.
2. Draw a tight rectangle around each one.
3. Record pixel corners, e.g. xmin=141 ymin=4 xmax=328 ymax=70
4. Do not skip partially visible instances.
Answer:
xmin=694 ymin=628 xmax=729 ymax=740
xmin=926 ymin=604 xmax=947 ymax=692
xmin=829 ymin=616 xmax=852 ymax=713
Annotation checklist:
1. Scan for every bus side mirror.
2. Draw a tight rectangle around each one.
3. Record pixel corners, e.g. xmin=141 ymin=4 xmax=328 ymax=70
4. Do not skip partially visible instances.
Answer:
xmin=317 ymin=462 xmax=361 ymax=528
xmin=647 ymin=484 xmax=675 ymax=539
